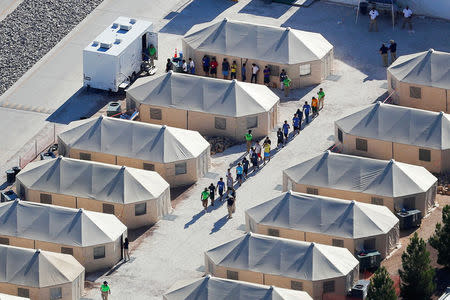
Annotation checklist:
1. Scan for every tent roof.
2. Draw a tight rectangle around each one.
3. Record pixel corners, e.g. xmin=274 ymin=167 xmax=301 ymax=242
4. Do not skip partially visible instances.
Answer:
xmin=183 ymin=18 xmax=333 ymax=65
xmin=0 ymin=245 xmax=84 ymax=288
xmin=0 ymin=293 xmax=29 ymax=300
xmin=205 ymin=233 xmax=358 ymax=281
xmin=335 ymin=102 xmax=450 ymax=150
xmin=283 ymin=151 xmax=436 ymax=198
xmin=127 ymin=72 xmax=279 ymax=117
xmin=246 ymin=191 xmax=398 ymax=239
xmin=58 ymin=116 xmax=210 ymax=163
xmin=388 ymin=49 xmax=450 ymax=89
xmin=0 ymin=200 xmax=127 ymax=247
xmin=163 ymin=275 xmax=312 ymax=300
xmin=17 ymin=157 xmax=169 ymax=204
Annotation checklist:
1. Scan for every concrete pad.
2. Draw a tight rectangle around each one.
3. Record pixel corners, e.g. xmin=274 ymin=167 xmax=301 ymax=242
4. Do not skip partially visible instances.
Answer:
xmin=0 ymin=0 xmax=23 ymax=21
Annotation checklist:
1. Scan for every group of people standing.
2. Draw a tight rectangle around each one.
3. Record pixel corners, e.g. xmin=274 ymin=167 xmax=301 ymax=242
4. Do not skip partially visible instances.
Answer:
xmin=368 ymin=6 xmax=413 ymax=32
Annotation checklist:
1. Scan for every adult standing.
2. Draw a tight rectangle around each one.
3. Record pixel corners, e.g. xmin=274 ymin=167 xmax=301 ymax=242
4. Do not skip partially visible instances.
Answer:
xmin=209 ymin=183 xmax=216 ymax=206
xmin=379 ymin=43 xmax=389 ymax=67
xmin=254 ymin=141 xmax=262 ymax=162
xmin=222 ymin=58 xmax=230 ymax=79
xmin=242 ymin=157 xmax=249 ymax=179
xmin=236 ymin=163 xmax=244 ymax=185
xmin=202 ymin=55 xmax=210 ymax=76
xmin=250 ymin=147 xmax=259 ymax=171
xmin=230 ymin=61 xmax=238 ymax=79
xmin=311 ymin=97 xmax=319 ymax=117
xmin=369 ymin=7 xmax=379 ymax=32
xmin=282 ymin=120 xmax=290 ymax=143
xmin=277 ymin=128 xmax=284 ymax=148
xmin=216 ymin=178 xmax=225 ymax=200
xmin=263 ymin=138 xmax=271 ymax=164
xmin=148 ymin=44 xmax=157 ymax=67
xmin=263 ymin=66 xmax=271 ymax=86
xmin=279 ymin=69 xmax=287 ymax=90
xmin=402 ymin=6 xmax=413 ymax=30
xmin=226 ymin=169 xmax=234 ymax=196
xmin=303 ymin=101 xmax=311 ymax=124
xmin=165 ymin=58 xmax=173 ymax=73
xmin=182 ymin=59 xmax=188 ymax=73
xmin=188 ymin=58 xmax=195 ymax=74
xmin=201 ymin=188 xmax=209 ymax=211
xmin=389 ymin=40 xmax=397 ymax=63
xmin=241 ymin=63 xmax=247 ymax=82
xmin=123 ymin=238 xmax=130 ymax=261
xmin=245 ymin=130 xmax=253 ymax=153
xmin=251 ymin=63 xmax=259 ymax=83
xmin=210 ymin=57 xmax=218 ymax=78
xmin=283 ymin=75 xmax=291 ymax=97
xmin=317 ymin=88 xmax=325 ymax=110
xmin=292 ymin=114 xmax=300 ymax=136
xmin=227 ymin=188 xmax=236 ymax=219
xmin=100 ymin=281 xmax=111 ymax=300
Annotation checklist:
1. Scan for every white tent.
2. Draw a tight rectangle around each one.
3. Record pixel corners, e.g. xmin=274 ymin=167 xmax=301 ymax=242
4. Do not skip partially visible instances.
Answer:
xmin=16 ymin=156 xmax=169 ymax=205
xmin=127 ymin=71 xmax=279 ymax=117
xmin=184 ymin=19 xmax=333 ymax=65
xmin=335 ymin=102 xmax=450 ymax=150
xmin=58 ymin=116 xmax=210 ymax=163
xmin=0 ymin=293 xmax=29 ymax=300
xmin=0 ymin=200 xmax=126 ymax=247
xmin=163 ymin=275 xmax=313 ymax=300
xmin=0 ymin=245 xmax=84 ymax=288
xmin=388 ymin=49 xmax=450 ymax=89
xmin=283 ymin=151 xmax=437 ymax=199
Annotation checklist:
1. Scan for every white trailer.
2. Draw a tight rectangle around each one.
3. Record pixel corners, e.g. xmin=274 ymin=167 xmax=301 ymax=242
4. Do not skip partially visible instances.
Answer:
xmin=83 ymin=17 xmax=158 ymax=92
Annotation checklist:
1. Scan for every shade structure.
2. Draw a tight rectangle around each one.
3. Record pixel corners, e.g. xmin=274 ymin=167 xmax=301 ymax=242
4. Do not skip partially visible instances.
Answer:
xmin=0 ymin=245 xmax=84 ymax=300
xmin=182 ymin=18 xmax=333 ymax=88
xmin=126 ymin=72 xmax=279 ymax=139
xmin=283 ymin=151 xmax=437 ymax=214
xmin=335 ymin=102 xmax=450 ymax=173
xmin=205 ymin=233 xmax=359 ymax=300
xmin=0 ymin=200 xmax=127 ymax=272
xmin=57 ymin=116 xmax=210 ymax=187
xmin=16 ymin=157 xmax=171 ymax=229
xmin=163 ymin=275 xmax=313 ymax=300
xmin=245 ymin=191 xmax=399 ymax=258
xmin=0 ymin=293 xmax=29 ymax=300
xmin=388 ymin=49 xmax=450 ymax=113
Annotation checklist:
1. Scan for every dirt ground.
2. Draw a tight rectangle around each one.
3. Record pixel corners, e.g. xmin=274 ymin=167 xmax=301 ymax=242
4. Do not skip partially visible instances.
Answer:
xmin=381 ymin=194 xmax=450 ymax=298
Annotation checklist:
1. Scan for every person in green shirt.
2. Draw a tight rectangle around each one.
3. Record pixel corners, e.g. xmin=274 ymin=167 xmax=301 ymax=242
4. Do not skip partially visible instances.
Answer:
xmin=100 ymin=281 xmax=111 ymax=300
xmin=245 ymin=130 xmax=253 ymax=153
xmin=317 ymin=88 xmax=325 ymax=110
xmin=283 ymin=75 xmax=291 ymax=97
xmin=201 ymin=188 xmax=210 ymax=211
xmin=148 ymin=44 xmax=157 ymax=67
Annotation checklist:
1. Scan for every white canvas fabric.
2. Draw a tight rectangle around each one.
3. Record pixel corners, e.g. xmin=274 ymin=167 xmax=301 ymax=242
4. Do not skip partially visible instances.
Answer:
xmin=0 ymin=293 xmax=29 ymax=300
xmin=388 ymin=49 xmax=450 ymax=89
xmin=246 ymin=191 xmax=399 ymax=239
xmin=17 ymin=157 xmax=169 ymax=204
xmin=0 ymin=200 xmax=126 ymax=247
xmin=283 ymin=151 xmax=437 ymax=198
xmin=335 ymin=102 xmax=450 ymax=150
xmin=58 ymin=116 xmax=210 ymax=163
xmin=163 ymin=275 xmax=312 ymax=300
xmin=0 ymin=245 xmax=84 ymax=288
xmin=205 ymin=233 xmax=358 ymax=281
xmin=184 ymin=19 xmax=333 ymax=65
xmin=127 ymin=72 xmax=279 ymax=117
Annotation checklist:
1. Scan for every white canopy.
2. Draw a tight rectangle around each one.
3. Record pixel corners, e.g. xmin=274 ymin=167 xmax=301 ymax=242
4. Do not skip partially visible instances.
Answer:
xmin=283 ymin=151 xmax=437 ymax=198
xmin=184 ymin=18 xmax=333 ymax=65
xmin=0 ymin=200 xmax=127 ymax=247
xmin=388 ymin=49 xmax=450 ymax=89
xmin=0 ymin=245 xmax=84 ymax=288
xmin=246 ymin=191 xmax=398 ymax=239
xmin=163 ymin=275 xmax=312 ymax=300
xmin=205 ymin=233 xmax=358 ymax=281
xmin=335 ymin=102 xmax=450 ymax=150
xmin=58 ymin=116 xmax=210 ymax=163
xmin=127 ymin=71 xmax=279 ymax=117
xmin=0 ymin=293 xmax=29 ymax=300
xmin=17 ymin=156 xmax=169 ymax=204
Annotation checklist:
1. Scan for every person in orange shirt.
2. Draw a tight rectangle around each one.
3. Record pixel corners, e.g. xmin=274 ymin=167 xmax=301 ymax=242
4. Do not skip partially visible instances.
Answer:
xmin=311 ymin=97 xmax=319 ymax=117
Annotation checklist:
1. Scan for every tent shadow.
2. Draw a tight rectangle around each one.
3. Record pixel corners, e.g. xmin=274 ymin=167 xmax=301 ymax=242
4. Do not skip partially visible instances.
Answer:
xmin=210 ymin=215 xmax=229 ymax=234
xmin=238 ymin=0 xmax=291 ymax=19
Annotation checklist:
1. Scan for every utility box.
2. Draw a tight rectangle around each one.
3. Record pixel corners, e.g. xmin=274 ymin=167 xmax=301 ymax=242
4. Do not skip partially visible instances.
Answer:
xmin=83 ymin=17 xmax=158 ymax=92
xmin=397 ymin=209 xmax=422 ymax=229
xmin=351 ymin=280 xmax=370 ymax=299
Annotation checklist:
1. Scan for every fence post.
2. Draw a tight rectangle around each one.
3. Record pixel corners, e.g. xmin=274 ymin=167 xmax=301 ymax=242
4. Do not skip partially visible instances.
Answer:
xmin=35 ymin=140 xmax=37 ymax=158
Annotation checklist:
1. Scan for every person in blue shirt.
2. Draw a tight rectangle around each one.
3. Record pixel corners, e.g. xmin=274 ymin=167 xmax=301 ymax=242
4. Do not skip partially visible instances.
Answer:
xmin=282 ymin=120 xmax=290 ymax=143
xmin=236 ymin=163 xmax=244 ymax=185
xmin=292 ymin=114 xmax=300 ymax=136
xmin=303 ymin=101 xmax=311 ymax=124
xmin=202 ymin=55 xmax=210 ymax=76
xmin=216 ymin=178 xmax=225 ymax=200
xmin=242 ymin=157 xmax=249 ymax=179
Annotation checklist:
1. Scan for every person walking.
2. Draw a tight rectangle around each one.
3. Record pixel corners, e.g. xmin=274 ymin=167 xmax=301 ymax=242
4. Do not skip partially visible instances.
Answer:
xmin=165 ymin=58 xmax=173 ymax=72
xmin=227 ymin=188 xmax=236 ymax=219
xmin=311 ymin=97 xmax=319 ymax=117
xmin=242 ymin=157 xmax=249 ymax=179
xmin=402 ymin=6 xmax=413 ymax=30
xmin=236 ymin=163 xmax=244 ymax=185
xmin=389 ymin=40 xmax=397 ymax=63
xmin=189 ymin=58 xmax=195 ymax=74
xmin=222 ymin=58 xmax=230 ymax=79
xmin=303 ymin=101 xmax=311 ymax=124
xmin=210 ymin=57 xmax=218 ymax=78
xmin=292 ymin=114 xmax=300 ymax=136
xmin=263 ymin=66 xmax=271 ymax=86
xmin=251 ymin=63 xmax=259 ymax=83
xmin=201 ymin=188 xmax=209 ymax=211
xmin=245 ymin=130 xmax=253 ymax=153
xmin=100 ymin=281 xmax=111 ymax=300
xmin=317 ymin=88 xmax=325 ymax=110
xmin=250 ymin=147 xmax=259 ymax=171
xmin=279 ymin=69 xmax=287 ymax=90
xmin=369 ymin=7 xmax=379 ymax=32
xmin=241 ymin=63 xmax=247 ymax=82
xmin=379 ymin=43 xmax=389 ymax=67
xmin=123 ymin=238 xmax=130 ymax=261
xmin=216 ymin=177 xmax=225 ymax=200
xmin=282 ymin=120 xmax=290 ymax=143
xmin=202 ymin=55 xmax=210 ymax=76
xmin=283 ymin=75 xmax=291 ymax=97
xmin=263 ymin=139 xmax=271 ymax=164
xmin=254 ymin=141 xmax=262 ymax=162
xmin=148 ymin=44 xmax=157 ymax=67
xmin=226 ymin=169 xmax=234 ymax=196
xmin=277 ymin=128 xmax=284 ymax=148
xmin=230 ymin=61 xmax=238 ymax=79
xmin=208 ymin=183 xmax=216 ymax=206
xmin=182 ymin=59 xmax=188 ymax=73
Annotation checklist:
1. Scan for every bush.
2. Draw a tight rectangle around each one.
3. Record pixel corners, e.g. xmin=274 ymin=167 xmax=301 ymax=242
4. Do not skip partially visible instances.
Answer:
xmin=429 ymin=205 xmax=450 ymax=268
xmin=367 ymin=266 xmax=397 ymax=300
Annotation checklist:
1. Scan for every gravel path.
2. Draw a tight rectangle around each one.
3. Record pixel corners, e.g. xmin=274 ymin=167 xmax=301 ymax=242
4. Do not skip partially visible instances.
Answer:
xmin=0 ymin=0 xmax=104 ymax=95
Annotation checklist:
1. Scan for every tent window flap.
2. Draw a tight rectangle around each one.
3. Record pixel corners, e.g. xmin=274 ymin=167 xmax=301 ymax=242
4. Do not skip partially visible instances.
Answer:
xmin=79 ymin=152 xmax=91 ymax=161
xmin=18 ymin=288 xmax=30 ymax=298
xmin=215 ymin=117 xmax=226 ymax=130
xmin=0 ymin=237 xmax=10 ymax=245
xmin=143 ymin=163 xmax=155 ymax=171
xmin=299 ymin=64 xmax=311 ymax=76
xmin=371 ymin=197 xmax=384 ymax=205
xmin=94 ymin=246 xmax=106 ymax=259
xmin=175 ymin=162 xmax=187 ymax=175
xmin=409 ymin=86 xmax=421 ymax=99
xmin=268 ymin=228 xmax=280 ymax=237
xmin=306 ymin=187 xmax=318 ymax=195
xmin=246 ymin=116 xmax=258 ymax=129
xmin=323 ymin=280 xmax=335 ymax=293
xmin=150 ymin=108 xmax=162 ymax=120
xmin=50 ymin=287 xmax=62 ymax=300
xmin=291 ymin=280 xmax=303 ymax=291
xmin=419 ymin=149 xmax=431 ymax=162
xmin=356 ymin=138 xmax=368 ymax=152
xmin=40 ymin=193 xmax=52 ymax=204
xmin=226 ymin=270 xmax=239 ymax=280
xmin=102 ymin=203 xmax=115 ymax=214
xmin=61 ymin=247 xmax=73 ymax=255
xmin=332 ymin=239 xmax=344 ymax=247
xmin=135 ymin=202 xmax=147 ymax=216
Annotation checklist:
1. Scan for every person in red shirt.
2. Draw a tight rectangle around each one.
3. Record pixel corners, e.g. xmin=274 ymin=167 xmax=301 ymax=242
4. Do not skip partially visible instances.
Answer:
xmin=210 ymin=57 xmax=218 ymax=78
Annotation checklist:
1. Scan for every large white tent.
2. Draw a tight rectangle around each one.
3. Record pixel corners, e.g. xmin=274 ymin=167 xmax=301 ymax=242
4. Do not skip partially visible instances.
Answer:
xmin=283 ymin=151 xmax=437 ymax=214
xmin=163 ymin=275 xmax=313 ymax=300
xmin=0 ymin=293 xmax=29 ymax=300
xmin=245 ymin=191 xmax=399 ymax=258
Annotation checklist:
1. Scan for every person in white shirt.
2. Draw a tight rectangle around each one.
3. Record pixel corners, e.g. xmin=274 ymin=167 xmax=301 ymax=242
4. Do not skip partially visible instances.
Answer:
xmin=188 ymin=58 xmax=195 ymax=74
xmin=251 ymin=63 xmax=259 ymax=84
xmin=182 ymin=59 xmax=188 ymax=73
xmin=369 ymin=8 xmax=379 ymax=32
xmin=402 ymin=6 xmax=413 ymax=30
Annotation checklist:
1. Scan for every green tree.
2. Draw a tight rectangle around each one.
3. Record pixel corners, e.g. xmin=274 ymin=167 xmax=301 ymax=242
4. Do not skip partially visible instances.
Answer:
xmin=367 ymin=266 xmax=397 ymax=300
xmin=399 ymin=232 xmax=435 ymax=300
xmin=429 ymin=205 xmax=450 ymax=268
